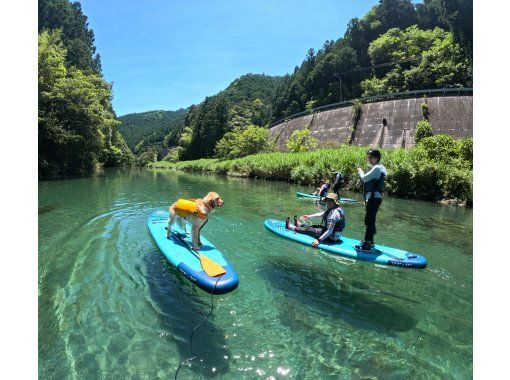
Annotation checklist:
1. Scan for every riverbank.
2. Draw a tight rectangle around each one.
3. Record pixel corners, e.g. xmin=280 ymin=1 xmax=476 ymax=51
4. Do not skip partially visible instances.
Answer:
xmin=148 ymin=139 xmax=472 ymax=205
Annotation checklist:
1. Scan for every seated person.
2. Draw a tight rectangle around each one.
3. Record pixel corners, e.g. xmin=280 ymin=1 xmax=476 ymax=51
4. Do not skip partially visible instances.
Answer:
xmin=312 ymin=178 xmax=331 ymax=198
xmin=285 ymin=193 xmax=346 ymax=247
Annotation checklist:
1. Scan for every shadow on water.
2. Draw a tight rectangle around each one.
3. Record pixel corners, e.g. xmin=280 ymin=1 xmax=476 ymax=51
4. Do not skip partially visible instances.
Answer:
xmin=38 ymin=203 xmax=59 ymax=214
xmin=141 ymin=250 xmax=230 ymax=378
xmin=260 ymin=257 xmax=417 ymax=334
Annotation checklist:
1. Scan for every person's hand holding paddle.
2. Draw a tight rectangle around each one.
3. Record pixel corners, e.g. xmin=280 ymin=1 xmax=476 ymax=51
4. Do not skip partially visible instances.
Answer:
xmin=312 ymin=239 xmax=320 ymax=247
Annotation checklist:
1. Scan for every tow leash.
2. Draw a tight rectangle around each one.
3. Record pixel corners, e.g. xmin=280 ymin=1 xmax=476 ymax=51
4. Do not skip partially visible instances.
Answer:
xmin=174 ymin=273 xmax=223 ymax=379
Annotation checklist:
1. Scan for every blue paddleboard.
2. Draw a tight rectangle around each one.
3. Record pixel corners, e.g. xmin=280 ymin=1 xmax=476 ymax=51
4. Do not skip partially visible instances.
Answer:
xmin=148 ymin=210 xmax=239 ymax=294
xmin=264 ymin=219 xmax=427 ymax=269
xmin=296 ymin=192 xmax=357 ymax=203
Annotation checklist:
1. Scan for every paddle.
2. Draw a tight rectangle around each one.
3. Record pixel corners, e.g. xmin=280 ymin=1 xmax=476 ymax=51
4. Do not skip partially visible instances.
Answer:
xmin=170 ymin=231 xmax=226 ymax=277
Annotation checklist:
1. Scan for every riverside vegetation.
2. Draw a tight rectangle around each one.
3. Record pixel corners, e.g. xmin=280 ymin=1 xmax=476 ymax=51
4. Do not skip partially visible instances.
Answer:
xmin=149 ymin=134 xmax=473 ymax=205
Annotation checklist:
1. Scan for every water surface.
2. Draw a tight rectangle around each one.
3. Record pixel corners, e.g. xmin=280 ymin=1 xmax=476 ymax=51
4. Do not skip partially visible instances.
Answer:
xmin=39 ymin=168 xmax=472 ymax=379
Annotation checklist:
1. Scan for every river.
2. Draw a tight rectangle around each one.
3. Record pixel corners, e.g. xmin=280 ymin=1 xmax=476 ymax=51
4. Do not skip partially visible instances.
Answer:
xmin=39 ymin=168 xmax=472 ymax=379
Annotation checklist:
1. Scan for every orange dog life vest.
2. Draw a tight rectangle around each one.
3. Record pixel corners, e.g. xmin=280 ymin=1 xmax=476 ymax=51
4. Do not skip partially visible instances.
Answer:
xmin=175 ymin=199 xmax=208 ymax=219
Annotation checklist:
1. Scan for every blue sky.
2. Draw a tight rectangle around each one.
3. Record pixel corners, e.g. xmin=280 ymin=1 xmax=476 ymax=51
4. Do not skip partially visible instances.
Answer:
xmin=80 ymin=0 xmax=379 ymax=116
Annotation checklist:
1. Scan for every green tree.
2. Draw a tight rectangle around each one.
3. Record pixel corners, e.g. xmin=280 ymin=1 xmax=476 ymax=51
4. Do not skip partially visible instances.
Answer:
xmin=361 ymin=26 xmax=471 ymax=95
xmin=215 ymin=125 xmax=271 ymax=160
xmin=39 ymin=0 xmax=102 ymax=74
xmin=38 ymin=30 xmax=130 ymax=177
xmin=415 ymin=119 xmax=433 ymax=143
xmin=286 ymin=129 xmax=318 ymax=153
xmin=178 ymin=127 xmax=193 ymax=148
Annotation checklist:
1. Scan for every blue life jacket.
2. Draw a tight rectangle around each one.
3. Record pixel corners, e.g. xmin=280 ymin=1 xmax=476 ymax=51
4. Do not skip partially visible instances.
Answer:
xmin=321 ymin=206 xmax=346 ymax=233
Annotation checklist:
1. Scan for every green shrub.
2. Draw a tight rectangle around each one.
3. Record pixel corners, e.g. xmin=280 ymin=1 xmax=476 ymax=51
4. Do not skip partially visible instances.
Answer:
xmin=385 ymin=163 xmax=414 ymax=198
xmin=457 ymin=138 xmax=473 ymax=166
xmin=415 ymin=119 xmax=433 ymax=143
xmin=419 ymin=134 xmax=458 ymax=162
xmin=442 ymin=168 xmax=472 ymax=202
xmin=215 ymin=125 xmax=271 ymax=160
xmin=286 ymin=129 xmax=318 ymax=153
xmin=305 ymin=100 xmax=317 ymax=111
xmin=421 ymin=102 xmax=430 ymax=120
xmin=162 ymin=147 xmax=182 ymax=163
xmin=412 ymin=162 xmax=445 ymax=201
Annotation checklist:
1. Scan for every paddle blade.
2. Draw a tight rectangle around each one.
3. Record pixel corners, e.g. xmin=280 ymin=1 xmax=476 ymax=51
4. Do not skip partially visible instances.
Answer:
xmin=199 ymin=253 xmax=226 ymax=277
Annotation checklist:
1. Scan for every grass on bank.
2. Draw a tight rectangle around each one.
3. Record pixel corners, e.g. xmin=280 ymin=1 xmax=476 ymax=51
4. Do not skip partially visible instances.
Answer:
xmin=149 ymin=136 xmax=473 ymax=205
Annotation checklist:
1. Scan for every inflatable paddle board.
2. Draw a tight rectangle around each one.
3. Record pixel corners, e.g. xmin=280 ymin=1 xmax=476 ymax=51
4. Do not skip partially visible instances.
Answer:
xmin=148 ymin=210 xmax=239 ymax=294
xmin=264 ymin=219 xmax=427 ymax=269
xmin=296 ymin=192 xmax=357 ymax=203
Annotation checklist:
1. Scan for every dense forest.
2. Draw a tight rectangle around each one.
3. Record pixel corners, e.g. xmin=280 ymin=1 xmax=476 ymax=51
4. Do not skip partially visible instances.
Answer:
xmin=38 ymin=0 xmax=133 ymax=178
xmin=129 ymin=0 xmax=472 ymax=164
xmin=117 ymin=109 xmax=187 ymax=165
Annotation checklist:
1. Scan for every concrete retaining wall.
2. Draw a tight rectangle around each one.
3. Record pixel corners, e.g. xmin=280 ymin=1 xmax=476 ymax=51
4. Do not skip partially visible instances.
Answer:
xmin=268 ymin=95 xmax=472 ymax=150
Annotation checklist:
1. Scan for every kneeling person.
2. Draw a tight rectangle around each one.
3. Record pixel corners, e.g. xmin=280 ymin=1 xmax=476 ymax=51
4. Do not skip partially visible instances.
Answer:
xmin=285 ymin=193 xmax=346 ymax=247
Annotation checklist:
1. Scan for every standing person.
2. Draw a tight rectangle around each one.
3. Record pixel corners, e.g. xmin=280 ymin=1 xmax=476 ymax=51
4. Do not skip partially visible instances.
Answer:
xmin=331 ymin=171 xmax=344 ymax=197
xmin=357 ymin=149 xmax=387 ymax=252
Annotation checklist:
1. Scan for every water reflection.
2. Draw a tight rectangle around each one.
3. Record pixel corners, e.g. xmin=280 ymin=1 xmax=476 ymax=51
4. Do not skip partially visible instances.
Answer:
xmin=142 ymin=249 xmax=231 ymax=377
xmin=261 ymin=257 xmax=417 ymax=334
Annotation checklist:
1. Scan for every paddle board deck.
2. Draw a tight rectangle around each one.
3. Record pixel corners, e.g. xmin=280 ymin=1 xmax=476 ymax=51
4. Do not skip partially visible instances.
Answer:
xmin=264 ymin=219 xmax=427 ymax=269
xmin=148 ymin=210 xmax=239 ymax=294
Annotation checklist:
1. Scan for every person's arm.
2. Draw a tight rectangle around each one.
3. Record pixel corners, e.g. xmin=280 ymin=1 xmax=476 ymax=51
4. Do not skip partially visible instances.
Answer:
xmin=358 ymin=166 xmax=381 ymax=183
xmin=302 ymin=211 xmax=324 ymax=220
xmin=317 ymin=226 xmax=334 ymax=242
xmin=313 ymin=210 xmax=341 ymax=246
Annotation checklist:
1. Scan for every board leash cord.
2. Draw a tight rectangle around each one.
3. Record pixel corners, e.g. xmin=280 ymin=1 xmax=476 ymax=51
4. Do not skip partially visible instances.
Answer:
xmin=174 ymin=274 xmax=223 ymax=379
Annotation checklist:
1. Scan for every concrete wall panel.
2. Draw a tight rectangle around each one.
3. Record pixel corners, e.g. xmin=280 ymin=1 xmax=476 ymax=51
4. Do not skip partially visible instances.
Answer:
xmin=268 ymin=95 xmax=473 ymax=150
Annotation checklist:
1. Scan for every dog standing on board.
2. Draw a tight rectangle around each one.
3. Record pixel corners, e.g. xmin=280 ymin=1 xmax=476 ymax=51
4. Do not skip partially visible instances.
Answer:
xmin=167 ymin=192 xmax=224 ymax=250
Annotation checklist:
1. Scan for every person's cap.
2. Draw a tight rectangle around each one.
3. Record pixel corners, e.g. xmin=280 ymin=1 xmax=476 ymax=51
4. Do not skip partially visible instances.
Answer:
xmin=323 ymin=193 xmax=340 ymax=205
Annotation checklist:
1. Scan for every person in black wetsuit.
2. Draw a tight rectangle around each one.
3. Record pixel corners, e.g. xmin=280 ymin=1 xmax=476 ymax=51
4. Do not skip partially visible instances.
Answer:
xmin=357 ymin=149 xmax=387 ymax=252
xmin=285 ymin=193 xmax=346 ymax=248
xmin=331 ymin=171 xmax=344 ymax=197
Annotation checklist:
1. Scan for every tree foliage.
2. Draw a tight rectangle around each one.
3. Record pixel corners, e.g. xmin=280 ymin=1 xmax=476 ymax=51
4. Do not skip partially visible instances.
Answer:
xmin=178 ymin=74 xmax=283 ymax=160
xmin=215 ymin=125 xmax=272 ymax=160
xmin=286 ymin=129 xmax=318 ymax=153
xmin=39 ymin=0 xmax=102 ymax=74
xmin=361 ymin=25 xmax=472 ymax=96
xmin=119 ymin=108 xmax=186 ymax=150
xmin=38 ymin=30 xmax=133 ymax=177
xmin=415 ymin=119 xmax=433 ymax=143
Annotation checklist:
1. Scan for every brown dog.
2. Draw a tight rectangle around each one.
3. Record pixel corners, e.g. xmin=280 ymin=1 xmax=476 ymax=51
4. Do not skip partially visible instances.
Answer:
xmin=167 ymin=192 xmax=224 ymax=250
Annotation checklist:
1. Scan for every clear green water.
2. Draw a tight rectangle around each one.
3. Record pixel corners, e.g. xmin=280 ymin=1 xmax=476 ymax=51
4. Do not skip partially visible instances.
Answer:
xmin=39 ymin=168 xmax=472 ymax=379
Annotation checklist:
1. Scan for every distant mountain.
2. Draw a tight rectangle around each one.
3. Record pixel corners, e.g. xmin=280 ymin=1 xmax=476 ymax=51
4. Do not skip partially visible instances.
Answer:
xmin=118 ymin=109 xmax=187 ymax=151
